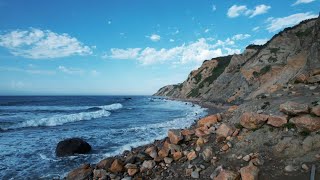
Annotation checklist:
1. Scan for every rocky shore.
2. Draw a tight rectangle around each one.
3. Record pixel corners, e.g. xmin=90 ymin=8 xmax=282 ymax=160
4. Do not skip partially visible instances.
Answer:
xmin=66 ymin=81 xmax=320 ymax=180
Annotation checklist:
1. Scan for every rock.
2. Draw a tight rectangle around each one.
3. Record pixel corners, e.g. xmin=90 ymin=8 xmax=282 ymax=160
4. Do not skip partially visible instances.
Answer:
xmin=142 ymin=160 xmax=155 ymax=169
xmin=66 ymin=164 xmax=93 ymax=180
xmin=55 ymin=138 xmax=91 ymax=157
xmin=186 ymin=168 xmax=193 ymax=176
xmin=267 ymin=115 xmax=288 ymax=127
xmin=164 ymin=157 xmax=173 ymax=164
xmin=136 ymin=152 xmax=153 ymax=161
xmin=240 ymin=163 xmax=259 ymax=180
xmin=301 ymin=164 xmax=309 ymax=171
xmin=109 ymin=159 xmax=124 ymax=173
xmin=198 ymin=114 xmax=218 ymax=127
xmin=311 ymin=105 xmax=320 ymax=116
xmin=191 ymin=170 xmax=200 ymax=179
xmin=279 ymin=101 xmax=309 ymax=115
xmin=93 ymin=169 xmax=107 ymax=180
xmin=217 ymin=113 xmax=222 ymax=121
xmin=202 ymin=147 xmax=213 ymax=162
xmin=284 ymin=165 xmax=296 ymax=172
xmin=158 ymin=148 xmax=169 ymax=159
xmin=168 ymin=129 xmax=183 ymax=144
xmin=240 ymin=112 xmax=269 ymax=129
xmin=216 ymin=123 xmax=235 ymax=138
xmin=195 ymin=128 xmax=207 ymax=137
xmin=228 ymin=105 xmax=239 ymax=112
xmin=173 ymin=151 xmax=183 ymax=161
xmin=221 ymin=144 xmax=229 ymax=151
xmin=232 ymin=129 xmax=240 ymax=137
xmin=122 ymin=177 xmax=132 ymax=180
xmin=196 ymin=137 xmax=205 ymax=147
xmin=290 ymin=114 xmax=320 ymax=132
xmin=214 ymin=170 xmax=240 ymax=180
xmin=257 ymin=110 xmax=263 ymax=114
xmin=181 ymin=129 xmax=195 ymax=136
xmin=243 ymin=155 xmax=251 ymax=162
xmin=128 ymin=168 xmax=138 ymax=176
xmin=96 ymin=157 xmax=115 ymax=170
xmin=187 ymin=151 xmax=197 ymax=161
xmin=168 ymin=144 xmax=182 ymax=153
xmin=307 ymin=74 xmax=320 ymax=83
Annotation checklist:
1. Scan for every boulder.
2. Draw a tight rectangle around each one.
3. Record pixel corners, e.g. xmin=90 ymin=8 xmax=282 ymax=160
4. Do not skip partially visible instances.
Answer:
xmin=66 ymin=164 xmax=93 ymax=180
xmin=202 ymin=147 xmax=213 ymax=162
xmin=173 ymin=151 xmax=183 ymax=161
xmin=197 ymin=115 xmax=218 ymax=127
xmin=311 ymin=105 xmax=320 ymax=116
xmin=279 ymin=101 xmax=309 ymax=115
xmin=141 ymin=160 xmax=155 ymax=169
xmin=164 ymin=157 xmax=173 ymax=164
xmin=109 ymin=159 xmax=124 ymax=173
xmin=125 ymin=163 xmax=139 ymax=176
xmin=307 ymin=75 xmax=320 ymax=83
xmin=216 ymin=123 xmax=235 ymax=138
xmin=240 ymin=163 xmax=259 ymax=180
xmin=56 ymin=138 xmax=91 ymax=157
xmin=240 ymin=112 xmax=268 ymax=129
xmin=290 ymin=114 xmax=320 ymax=132
xmin=195 ymin=127 xmax=208 ymax=137
xmin=168 ymin=129 xmax=183 ymax=144
xmin=187 ymin=151 xmax=197 ymax=161
xmin=93 ymin=169 xmax=107 ymax=180
xmin=214 ymin=170 xmax=240 ymax=180
xmin=96 ymin=157 xmax=115 ymax=170
xmin=267 ymin=115 xmax=288 ymax=127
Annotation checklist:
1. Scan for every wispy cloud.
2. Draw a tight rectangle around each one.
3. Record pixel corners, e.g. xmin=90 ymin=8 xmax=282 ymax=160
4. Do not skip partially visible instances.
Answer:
xmin=0 ymin=28 xmax=92 ymax=59
xmin=148 ymin=34 xmax=161 ymax=42
xmin=212 ymin=5 xmax=217 ymax=12
xmin=266 ymin=12 xmax=318 ymax=32
xmin=105 ymin=38 xmax=242 ymax=65
xmin=0 ymin=66 xmax=55 ymax=75
xmin=251 ymin=38 xmax=269 ymax=45
xmin=252 ymin=26 xmax=260 ymax=31
xmin=227 ymin=4 xmax=271 ymax=18
xmin=58 ymin=66 xmax=84 ymax=74
xmin=232 ymin=34 xmax=251 ymax=40
xmin=292 ymin=0 xmax=315 ymax=6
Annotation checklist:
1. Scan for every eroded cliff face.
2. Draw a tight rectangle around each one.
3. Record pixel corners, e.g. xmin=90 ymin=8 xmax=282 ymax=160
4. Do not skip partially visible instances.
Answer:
xmin=154 ymin=16 xmax=320 ymax=103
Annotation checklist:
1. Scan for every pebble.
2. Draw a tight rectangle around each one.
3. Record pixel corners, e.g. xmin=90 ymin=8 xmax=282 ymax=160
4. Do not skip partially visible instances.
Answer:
xmin=200 ymin=164 xmax=205 ymax=169
xmin=164 ymin=157 xmax=173 ymax=164
xmin=257 ymin=110 xmax=264 ymax=114
xmin=227 ymin=142 xmax=232 ymax=148
xmin=191 ymin=170 xmax=200 ymax=179
xmin=243 ymin=155 xmax=251 ymax=162
xmin=310 ymin=86 xmax=317 ymax=90
xmin=188 ymin=164 xmax=193 ymax=169
xmin=284 ymin=165 xmax=296 ymax=172
xmin=237 ymin=155 xmax=243 ymax=160
xmin=301 ymin=164 xmax=309 ymax=171
xmin=221 ymin=144 xmax=229 ymax=151
xmin=196 ymin=146 xmax=201 ymax=152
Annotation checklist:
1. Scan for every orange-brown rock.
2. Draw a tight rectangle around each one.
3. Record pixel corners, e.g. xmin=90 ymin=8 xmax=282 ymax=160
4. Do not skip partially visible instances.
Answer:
xmin=214 ymin=170 xmax=240 ymax=180
xmin=198 ymin=114 xmax=218 ymax=127
xmin=96 ymin=157 xmax=115 ymax=170
xmin=221 ymin=144 xmax=229 ymax=151
xmin=93 ymin=169 xmax=107 ymax=180
xmin=181 ymin=129 xmax=195 ymax=136
xmin=267 ymin=115 xmax=288 ymax=127
xmin=187 ymin=151 xmax=197 ymax=161
xmin=158 ymin=148 xmax=169 ymax=158
xmin=279 ymin=101 xmax=309 ymax=115
xmin=240 ymin=163 xmax=259 ymax=180
xmin=173 ymin=151 xmax=183 ymax=161
xmin=311 ymin=105 xmax=320 ymax=116
xmin=295 ymin=73 xmax=308 ymax=83
xmin=290 ymin=114 xmax=320 ymax=132
xmin=228 ymin=105 xmax=239 ymax=112
xmin=240 ymin=112 xmax=269 ymax=129
xmin=196 ymin=137 xmax=205 ymax=147
xmin=216 ymin=123 xmax=235 ymax=138
xmin=168 ymin=129 xmax=183 ymax=144
xmin=128 ymin=168 xmax=139 ymax=176
xmin=109 ymin=159 xmax=124 ymax=173
xmin=195 ymin=127 xmax=207 ymax=137
xmin=66 ymin=164 xmax=93 ymax=180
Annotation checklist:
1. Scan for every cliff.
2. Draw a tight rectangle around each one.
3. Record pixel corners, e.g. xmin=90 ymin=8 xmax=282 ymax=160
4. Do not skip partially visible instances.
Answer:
xmin=154 ymin=15 xmax=320 ymax=103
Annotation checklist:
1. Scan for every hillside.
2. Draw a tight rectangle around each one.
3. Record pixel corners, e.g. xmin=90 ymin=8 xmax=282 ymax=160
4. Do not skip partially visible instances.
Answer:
xmin=154 ymin=16 xmax=320 ymax=103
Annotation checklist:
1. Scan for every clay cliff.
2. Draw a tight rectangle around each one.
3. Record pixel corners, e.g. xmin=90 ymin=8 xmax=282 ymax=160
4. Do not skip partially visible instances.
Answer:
xmin=154 ymin=15 xmax=320 ymax=103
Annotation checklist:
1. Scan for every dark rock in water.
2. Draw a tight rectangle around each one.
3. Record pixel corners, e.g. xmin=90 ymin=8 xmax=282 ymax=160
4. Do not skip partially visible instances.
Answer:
xmin=56 ymin=138 xmax=91 ymax=157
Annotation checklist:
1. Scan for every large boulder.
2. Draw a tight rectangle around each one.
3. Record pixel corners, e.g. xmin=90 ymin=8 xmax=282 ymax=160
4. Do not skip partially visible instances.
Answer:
xmin=216 ymin=123 xmax=235 ymax=138
xmin=279 ymin=101 xmax=309 ymax=115
xmin=168 ymin=129 xmax=183 ymax=144
xmin=66 ymin=164 xmax=93 ymax=180
xmin=56 ymin=138 xmax=91 ymax=157
xmin=290 ymin=115 xmax=320 ymax=132
xmin=240 ymin=163 xmax=259 ymax=180
xmin=240 ymin=112 xmax=268 ymax=129
xmin=197 ymin=115 xmax=218 ymax=127
xmin=214 ymin=170 xmax=240 ymax=180
xmin=267 ymin=115 xmax=288 ymax=127
xmin=109 ymin=159 xmax=124 ymax=173
xmin=311 ymin=105 xmax=320 ymax=116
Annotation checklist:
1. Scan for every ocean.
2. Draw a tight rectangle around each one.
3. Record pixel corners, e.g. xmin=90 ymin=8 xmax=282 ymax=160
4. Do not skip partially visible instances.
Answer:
xmin=0 ymin=96 xmax=208 ymax=179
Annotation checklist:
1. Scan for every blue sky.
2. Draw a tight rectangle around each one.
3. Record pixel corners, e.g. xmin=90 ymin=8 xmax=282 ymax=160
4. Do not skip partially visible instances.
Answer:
xmin=0 ymin=0 xmax=319 ymax=95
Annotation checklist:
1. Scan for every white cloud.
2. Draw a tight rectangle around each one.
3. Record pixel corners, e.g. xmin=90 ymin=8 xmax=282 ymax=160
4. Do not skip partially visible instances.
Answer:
xmin=232 ymin=34 xmax=251 ymax=40
xmin=227 ymin=5 xmax=248 ymax=18
xmin=204 ymin=29 xmax=210 ymax=33
xmin=252 ymin=26 xmax=260 ymax=31
xmin=266 ymin=12 xmax=318 ymax=32
xmin=0 ymin=66 xmax=55 ymax=75
xmin=107 ymin=38 xmax=242 ymax=65
xmin=292 ymin=0 xmax=315 ymax=6
xmin=0 ymin=28 xmax=92 ymax=59
xmin=212 ymin=5 xmax=217 ymax=12
xmin=251 ymin=38 xmax=269 ymax=45
xmin=149 ymin=34 xmax=161 ymax=42
xmin=169 ymin=39 xmax=175 ymax=42
xmin=58 ymin=66 xmax=83 ymax=74
xmin=227 ymin=4 xmax=271 ymax=18
xmin=11 ymin=81 xmax=26 ymax=89
xmin=107 ymin=48 xmax=141 ymax=59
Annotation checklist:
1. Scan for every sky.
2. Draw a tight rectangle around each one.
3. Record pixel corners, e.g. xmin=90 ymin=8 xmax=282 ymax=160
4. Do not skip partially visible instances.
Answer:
xmin=0 ymin=0 xmax=319 ymax=95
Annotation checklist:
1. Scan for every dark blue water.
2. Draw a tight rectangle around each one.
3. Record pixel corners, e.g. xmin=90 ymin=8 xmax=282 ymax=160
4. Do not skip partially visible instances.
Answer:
xmin=0 ymin=96 xmax=207 ymax=179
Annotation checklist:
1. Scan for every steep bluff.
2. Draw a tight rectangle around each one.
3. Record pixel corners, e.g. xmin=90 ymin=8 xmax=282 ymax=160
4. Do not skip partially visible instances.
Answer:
xmin=154 ymin=15 xmax=320 ymax=102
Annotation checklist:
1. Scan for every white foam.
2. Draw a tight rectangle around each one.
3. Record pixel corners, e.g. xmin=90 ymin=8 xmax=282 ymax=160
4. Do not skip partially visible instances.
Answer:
xmin=11 ymin=109 xmax=111 ymax=129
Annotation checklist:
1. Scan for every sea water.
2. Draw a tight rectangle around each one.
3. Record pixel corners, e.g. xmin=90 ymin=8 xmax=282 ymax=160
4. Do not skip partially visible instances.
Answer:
xmin=0 ymin=96 xmax=207 ymax=179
